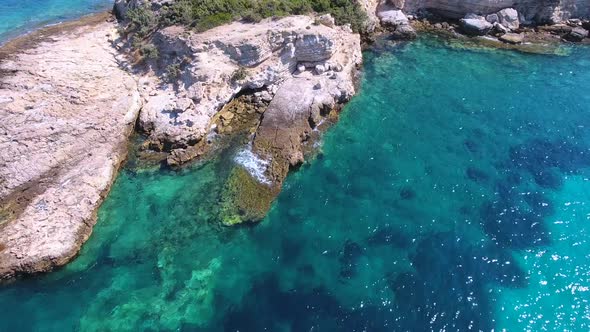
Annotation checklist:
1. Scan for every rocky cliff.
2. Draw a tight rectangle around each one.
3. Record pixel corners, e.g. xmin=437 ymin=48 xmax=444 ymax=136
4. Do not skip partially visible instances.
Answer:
xmin=130 ymin=15 xmax=362 ymax=225
xmin=377 ymin=0 xmax=589 ymax=23
xmin=135 ymin=16 xmax=360 ymax=159
xmin=0 ymin=9 xmax=362 ymax=277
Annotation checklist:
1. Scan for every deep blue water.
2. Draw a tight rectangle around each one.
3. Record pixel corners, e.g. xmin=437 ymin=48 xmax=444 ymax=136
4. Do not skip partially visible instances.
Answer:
xmin=0 ymin=0 xmax=112 ymax=43
xmin=2 ymin=5 xmax=590 ymax=331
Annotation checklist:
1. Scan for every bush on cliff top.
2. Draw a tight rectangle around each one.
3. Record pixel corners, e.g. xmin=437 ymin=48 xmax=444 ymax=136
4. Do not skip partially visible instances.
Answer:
xmin=153 ymin=0 xmax=366 ymax=32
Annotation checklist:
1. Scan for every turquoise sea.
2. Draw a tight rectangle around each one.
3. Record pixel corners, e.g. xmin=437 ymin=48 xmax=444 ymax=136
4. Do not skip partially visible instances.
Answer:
xmin=0 ymin=0 xmax=112 ymax=43
xmin=2 ymin=4 xmax=590 ymax=331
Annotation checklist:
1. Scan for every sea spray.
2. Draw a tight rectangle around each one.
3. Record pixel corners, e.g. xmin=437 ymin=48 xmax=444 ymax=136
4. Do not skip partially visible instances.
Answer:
xmin=234 ymin=144 xmax=271 ymax=185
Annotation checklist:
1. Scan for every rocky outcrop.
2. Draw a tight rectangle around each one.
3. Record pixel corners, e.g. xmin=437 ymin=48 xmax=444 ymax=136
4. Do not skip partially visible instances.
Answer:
xmin=401 ymin=0 xmax=587 ymax=23
xmin=364 ymin=0 xmax=589 ymax=23
xmin=0 ymin=6 xmax=363 ymax=277
xmin=357 ymin=0 xmax=382 ymax=32
xmin=136 ymin=16 xmax=360 ymax=161
xmin=0 ymin=17 xmax=141 ymax=280
xmin=214 ymin=18 xmax=362 ymax=225
xmin=377 ymin=9 xmax=418 ymax=38
xmin=363 ymin=0 xmax=588 ymax=44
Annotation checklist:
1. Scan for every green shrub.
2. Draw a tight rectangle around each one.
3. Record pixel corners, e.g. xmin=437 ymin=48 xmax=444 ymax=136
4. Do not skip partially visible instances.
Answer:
xmin=126 ymin=5 xmax=158 ymax=37
xmin=141 ymin=43 xmax=159 ymax=59
xmin=196 ymin=12 xmax=233 ymax=32
xmin=242 ymin=9 xmax=263 ymax=23
xmin=159 ymin=0 xmax=367 ymax=32
xmin=166 ymin=63 xmax=181 ymax=80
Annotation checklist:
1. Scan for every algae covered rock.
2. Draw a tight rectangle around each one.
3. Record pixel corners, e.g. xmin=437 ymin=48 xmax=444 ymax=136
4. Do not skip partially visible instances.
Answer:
xmin=219 ymin=167 xmax=278 ymax=226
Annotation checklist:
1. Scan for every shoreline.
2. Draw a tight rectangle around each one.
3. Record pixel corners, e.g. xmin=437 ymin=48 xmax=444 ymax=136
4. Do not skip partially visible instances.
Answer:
xmin=0 ymin=11 xmax=112 ymax=61
xmin=0 ymin=0 xmax=588 ymax=281
xmin=0 ymin=11 xmax=142 ymax=281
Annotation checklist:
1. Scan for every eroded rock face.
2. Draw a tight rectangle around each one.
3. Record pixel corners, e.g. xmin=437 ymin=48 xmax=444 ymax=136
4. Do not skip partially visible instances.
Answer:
xmin=367 ymin=0 xmax=590 ymax=23
xmin=217 ymin=20 xmax=362 ymax=225
xmin=0 ymin=20 xmax=141 ymax=280
xmin=138 ymin=16 xmax=360 ymax=158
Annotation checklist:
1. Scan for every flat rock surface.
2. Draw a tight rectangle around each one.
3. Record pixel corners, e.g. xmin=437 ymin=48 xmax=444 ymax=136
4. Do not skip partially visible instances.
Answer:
xmin=0 ymin=19 xmax=141 ymax=280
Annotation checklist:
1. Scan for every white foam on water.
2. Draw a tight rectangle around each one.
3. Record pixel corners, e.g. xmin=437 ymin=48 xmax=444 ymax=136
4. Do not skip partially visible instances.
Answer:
xmin=234 ymin=145 xmax=271 ymax=185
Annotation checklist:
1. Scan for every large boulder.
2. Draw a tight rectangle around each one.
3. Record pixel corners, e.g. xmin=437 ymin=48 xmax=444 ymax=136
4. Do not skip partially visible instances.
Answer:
xmin=377 ymin=9 xmax=416 ymax=40
xmin=485 ymin=13 xmax=499 ymax=24
xmin=460 ymin=14 xmax=494 ymax=36
xmin=566 ymin=27 xmax=589 ymax=41
xmin=497 ymin=8 xmax=520 ymax=30
xmin=378 ymin=10 xmax=409 ymax=27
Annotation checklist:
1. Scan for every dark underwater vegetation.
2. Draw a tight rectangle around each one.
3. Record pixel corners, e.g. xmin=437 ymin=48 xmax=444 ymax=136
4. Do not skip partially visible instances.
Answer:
xmin=1 ymin=36 xmax=590 ymax=331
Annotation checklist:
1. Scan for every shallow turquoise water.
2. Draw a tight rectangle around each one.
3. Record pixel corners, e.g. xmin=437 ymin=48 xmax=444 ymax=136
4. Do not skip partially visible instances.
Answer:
xmin=1 ymin=36 xmax=590 ymax=331
xmin=0 ymin=0 xmax=112 ymax=43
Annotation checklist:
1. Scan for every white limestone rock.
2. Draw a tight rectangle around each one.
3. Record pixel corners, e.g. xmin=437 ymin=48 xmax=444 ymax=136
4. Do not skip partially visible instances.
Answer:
xmin=138 ymin=16 xmax=360 ymax=150
xmin=460 ymin=14 xmax=494 ymax=35
xmin=377 ymin=10 xmax=410 ymax=27
xmin=0 ymin=21 xmax=142 ymax=280
xmin=497 ymin=8 xmax=520 ymax=30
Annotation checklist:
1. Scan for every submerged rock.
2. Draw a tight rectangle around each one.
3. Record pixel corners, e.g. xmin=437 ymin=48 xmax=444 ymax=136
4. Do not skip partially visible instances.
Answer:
xmin=219 ymin=167 xmax=278 ymax=226
xmin=499 ymin=32 xmax=525 ymax=44
xmin=393 ymin=24 xmax=418 ymax=40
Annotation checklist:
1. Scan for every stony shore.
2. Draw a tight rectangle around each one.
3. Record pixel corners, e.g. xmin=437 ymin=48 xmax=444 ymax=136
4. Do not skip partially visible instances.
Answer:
xmin=0 ymin=0 xmax=588 ymax=280
xmin=0 ymin=13 xmax=142 ymax=280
